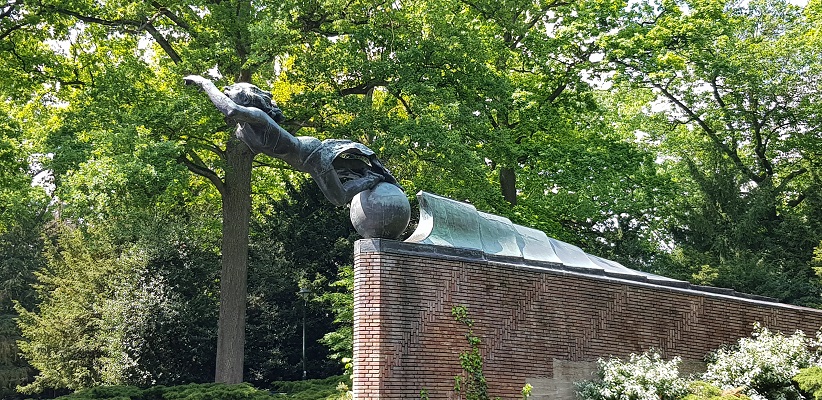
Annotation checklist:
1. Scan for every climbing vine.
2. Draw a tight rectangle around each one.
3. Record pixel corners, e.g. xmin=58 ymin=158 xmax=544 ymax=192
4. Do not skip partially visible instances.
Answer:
xmin=451 ymin=305 xmax=497 ymax=400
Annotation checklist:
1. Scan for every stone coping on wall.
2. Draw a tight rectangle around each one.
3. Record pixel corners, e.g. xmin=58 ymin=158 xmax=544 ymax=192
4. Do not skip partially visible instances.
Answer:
xmin=356 ymin=238 xmax=822 ymax=313
xmin=405 ymin=192 xmax=694 ymax=285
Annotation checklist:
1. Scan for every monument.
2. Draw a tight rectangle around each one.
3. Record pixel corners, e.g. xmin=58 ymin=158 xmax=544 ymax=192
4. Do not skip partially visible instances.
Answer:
xmin=186 ymin=76 xmax=822 ymax=399
xmin=184 ymin=75 xmax=411 ymax=239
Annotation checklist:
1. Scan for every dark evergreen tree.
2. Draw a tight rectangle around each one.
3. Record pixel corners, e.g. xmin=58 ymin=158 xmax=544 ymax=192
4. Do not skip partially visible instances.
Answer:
xmin=245 ymin=176 xmax=355 ymax=385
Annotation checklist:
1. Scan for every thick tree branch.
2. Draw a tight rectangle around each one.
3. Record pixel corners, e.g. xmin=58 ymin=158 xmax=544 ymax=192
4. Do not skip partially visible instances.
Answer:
xmin=775 ymin=167 xmax=807 ymax=193
xmin=407 ymin=144 xmax=439 ymax=164
xmin=0 ymin=23 xmax=23 ymax=40
xmin=150 ymin=1 xmax=197 ymax=38
xmin=710 ymin=74 xmax=740 ymax=139
xmin=284 ymin=118 xmax=315 ymax=134
xmin=208 ymin=144 xmax=226 ymax=160
xmin=751 ymin=119 xmax=773 ymax=177
xmin=744 ymin=96 xmax=773 ymax=178
xmin=54 ymin=78 xmax=87 ymax=87
xmin=787 ymin=192 xmax=806 ymax=208
xmin=458 ymin=0 xmax=494 ymax=20
xmin=45 ymin=6 xmax=182 ymax=64
xmin=649 ymin=79 xmax=762 ymax=183
xmin=710 ymin=76 xmax=727 ymax=109
xmin=390 ymin=90 xmax=417 ymax=120
xmin=184 ymin=141 xmax=228 ymax=162
xmin=339 ymin=80 xmax=388 ymax=96
xmin=488 ymin=111 xmax=500 ymax=130
xmin=546 ymin=78 xmax=568 ymax=103
xmin=45 ymin=6 xmax=142 ymax=28
xmin=1 ymin=1 xmax=21 ymax=19
xmin=510 ymin=0 xmax=571 ymax=50
xmin=142 ymin=22 xmax=182 ymax=64
xmin=178 ymin=151 xmax=225 ymax=196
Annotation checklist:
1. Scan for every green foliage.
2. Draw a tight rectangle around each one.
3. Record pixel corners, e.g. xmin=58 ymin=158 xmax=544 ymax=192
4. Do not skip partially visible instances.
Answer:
xmin=56 ymin=383 xmax=277 ymax=400
xmin=604 ymin=0 xmax=822 ymax=303
xmin=160 ymin=383 xmax=274 ymax=400
xmin=0 ymin=315 xmax=32 ymax=399
xmin=2 ymin=0 xmax=821 ymax=393
xmin=16 ymin=225 xmax=141 ymax=393
xmin=118 ymin=229 xmax=220 ymax=386
xmin=576 ymin=350 xmax=690 ymax=400
xmin=58 ymin=385 xmax=145 ymax=399
xmin=317 ymin=264 xmax=354 ymax=375
xmin=451 ymin=306 xmax=498 ymax=400
xmin=813 ymin=243 xmax=822 ymax=275
xmin=793 ymin=366 xmax=822 ymax=400
xmin=269 ymin=376 xmax=349 ymax=399
xmin=0 ymin=96 xmax=51 ymax=399
xmin=16 ymin=207 xmax=222 ymax=393
xmin=246 ymin=177 xmax=353 ymax=383
xmin=683 ymin=381 xmax=751 ymax=400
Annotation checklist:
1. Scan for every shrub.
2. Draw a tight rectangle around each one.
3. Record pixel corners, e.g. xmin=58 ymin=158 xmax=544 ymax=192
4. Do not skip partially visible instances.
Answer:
xmin=56 ymin=385 xmax=146 ymax=399
xmin=793 ymin=366 xmax=822 ymax=400
xmin=55 ymin=382 xmax=278 ymax=399
xmin=683 ymin=381 xmax=751 ymax=400
xmin=269 ymin=376 xmax=349 ymax=399
xmin=701 ymin=325 xmax=814 ymax=400
xmin=161 ymin=383 xmax=276 ymax=399
xmin=576 ymin=350 xmax=689 ymax=400
xmin=53 ymin=378 xmax=351 ymax=400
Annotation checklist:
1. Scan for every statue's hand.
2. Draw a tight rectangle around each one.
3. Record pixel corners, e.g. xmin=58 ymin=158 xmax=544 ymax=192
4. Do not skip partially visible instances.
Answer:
xmin=183 ymin=75 xmax=210 ymax=88
xmin=364 ymin=169 xmax=385 ymax=186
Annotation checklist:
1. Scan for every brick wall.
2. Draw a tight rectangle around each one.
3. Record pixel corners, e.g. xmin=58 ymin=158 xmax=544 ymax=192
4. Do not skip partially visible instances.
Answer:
xmin=352 ymin=239 xmax=822 ymax=399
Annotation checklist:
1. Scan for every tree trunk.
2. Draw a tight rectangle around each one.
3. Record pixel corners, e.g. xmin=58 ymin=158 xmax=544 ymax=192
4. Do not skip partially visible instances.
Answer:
xmin=500 ymin=167 xmax=517 ymax=206
xmin=215 ymin=138 xmax=254 ymax=384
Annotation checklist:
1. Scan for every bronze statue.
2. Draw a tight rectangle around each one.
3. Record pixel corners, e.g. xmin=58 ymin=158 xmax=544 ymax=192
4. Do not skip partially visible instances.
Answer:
xmin=184 ymin=75 xmax=400 ymax=207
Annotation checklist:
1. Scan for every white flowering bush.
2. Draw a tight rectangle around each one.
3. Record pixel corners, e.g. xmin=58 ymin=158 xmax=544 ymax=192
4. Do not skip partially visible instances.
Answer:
xmin=577 ymin=350 xmax=690 ymax=400
xmin=701 ymin=324 xmax=815 ymax=400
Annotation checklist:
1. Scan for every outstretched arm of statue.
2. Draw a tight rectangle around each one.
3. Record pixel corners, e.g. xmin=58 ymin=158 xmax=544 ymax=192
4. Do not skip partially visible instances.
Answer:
xmin=183 ymin=75 xmax=270 ymax=125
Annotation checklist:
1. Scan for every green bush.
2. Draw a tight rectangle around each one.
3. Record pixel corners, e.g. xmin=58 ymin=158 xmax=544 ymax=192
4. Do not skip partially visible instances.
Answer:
xmin=52 ymin=378 xmax=351 ymax=400
xmin=161 ymin=383 xmax=276 ymax=399
xmin=55 ymin=383 xmax=277 ymax=400
xmin=793 ymin=366 xmax=822 ymax=400
xmin=683 ymin=381 xmax=751 ymax=400
xmin=56 ymin=385 xmax=146 ymax=400
xmin=269 ymin=376 xmax=349 ymax=399
xmin=576 ymin=325 xmax=818 ymax=400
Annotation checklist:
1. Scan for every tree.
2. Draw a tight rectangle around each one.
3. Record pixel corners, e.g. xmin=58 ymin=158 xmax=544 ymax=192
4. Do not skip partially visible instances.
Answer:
xmin=261 ymin=0 xmax=672 ymax=258
xmin=0 ymin=0 xmax=278 ymax=383
xmin=15 ymin=112 xmax=223 ymax=391
xmin=2 ymin=0 xmax=715 ymax=390
xmin=16 ymin=225 xmax=138 ymax=394
xmin=604 ymin=0 xmax=822 ymax=302
xmin=272 ymin=0 xmax=627 ymax=209
xmin=0 ymin=105 xmax=50 ymax=398
xmin=246 ymin=176 xmax=355 ymax=383
xmin=16 ymin=212 xmax=222 ymax=392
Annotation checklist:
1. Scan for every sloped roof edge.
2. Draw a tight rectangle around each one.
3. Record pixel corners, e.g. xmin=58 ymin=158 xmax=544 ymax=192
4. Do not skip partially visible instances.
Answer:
xmin=401 ymin=191 xmax=778 ymax=303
